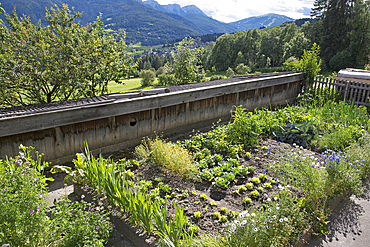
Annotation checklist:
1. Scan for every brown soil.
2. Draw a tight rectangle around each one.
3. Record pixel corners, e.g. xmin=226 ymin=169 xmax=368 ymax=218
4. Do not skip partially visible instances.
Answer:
xmin=111 ymin=137 xmax=321 ymax=236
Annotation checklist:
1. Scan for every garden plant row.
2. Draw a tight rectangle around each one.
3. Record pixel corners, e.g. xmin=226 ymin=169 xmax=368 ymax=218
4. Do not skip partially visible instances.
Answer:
xmin=2 ymin=88 xmax=370 ymax=246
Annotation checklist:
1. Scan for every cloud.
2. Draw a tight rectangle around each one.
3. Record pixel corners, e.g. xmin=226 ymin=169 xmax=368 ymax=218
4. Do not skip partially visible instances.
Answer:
xmin=155 ymin=0 xmax=315 ymax=22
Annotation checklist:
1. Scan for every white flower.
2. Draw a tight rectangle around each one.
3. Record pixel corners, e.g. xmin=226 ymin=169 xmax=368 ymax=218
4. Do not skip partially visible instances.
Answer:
xmin=276 ymin=207 xmax=280 ymax=210
xmin=268 ymin=208 xmax=272 ymax=212
xmin=279 ymin=218 xmax=284 ymax=222
xmin=251 ymin=213 xmax=256 ymax=217
xmin=253 ymin=228 xmax=258 ymax=232
xmin=284 ymin=217 xmax=288 ymax=221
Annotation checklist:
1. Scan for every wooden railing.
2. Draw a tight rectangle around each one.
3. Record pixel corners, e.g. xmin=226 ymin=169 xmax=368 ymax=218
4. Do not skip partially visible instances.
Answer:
xmin=312 ymin=77 xmax=370 ymax=106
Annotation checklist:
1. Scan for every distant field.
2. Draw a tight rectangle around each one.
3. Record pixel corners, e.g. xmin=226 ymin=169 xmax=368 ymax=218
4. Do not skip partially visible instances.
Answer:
xmin=108 ymin=78 xmax=156 ymax=94
xmin=107 ymin=72 xmax=226 ymax=94
xmin=127 ymin=42 xmax=167 ymax=56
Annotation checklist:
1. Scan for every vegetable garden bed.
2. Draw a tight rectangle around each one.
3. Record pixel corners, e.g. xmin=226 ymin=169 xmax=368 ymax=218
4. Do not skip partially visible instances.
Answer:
xmin=3 ymin=91 xmax=370 ymax=247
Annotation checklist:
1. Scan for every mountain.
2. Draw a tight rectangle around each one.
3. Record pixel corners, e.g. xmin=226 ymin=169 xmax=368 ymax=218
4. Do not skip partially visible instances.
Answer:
xmin=183 ymin=14 xmax=237 ymax=34
xmin=142 ymin=0 xmax=207 ymax=17
xmin=0 ymin=0 xmax=295 ymax=46
xmin=0 ymin=0 xmax=200 ymax=45
xmin=231 ymin=13 xmax=294 ymax=31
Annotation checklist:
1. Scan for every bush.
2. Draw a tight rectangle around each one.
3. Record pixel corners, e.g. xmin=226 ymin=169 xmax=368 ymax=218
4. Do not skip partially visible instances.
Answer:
xmin=156 ymin=67 xmax=165 ymax=77
xmin=158 ymin=73 xmax=178 ymax=86
xmin=209 ymin=75 xmax=225 ymax=81
xmin=329 ymin=49 xmax=354 ymax=71
xmin=235 ymin=63 xmax=251 ymax=75
xmin=226 ymin=67 xmax=235 ymax=78
xmin=0 ymin=145 xmax=113 ymax=246
xmin=139 ymin=70 xmax=156 ymax=87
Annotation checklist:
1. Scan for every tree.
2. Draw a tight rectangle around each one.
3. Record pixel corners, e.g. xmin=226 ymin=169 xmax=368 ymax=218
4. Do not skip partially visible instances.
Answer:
xmin=143 ymin=61 xmax=152 ymax=70
xmin=296 ymin=43 xmax=322 ymax=84
xmin=0 ymin=4 xmax=135 ymax=107
xmin=139 ymin=70 xmax=156 ymax=87
xmin=164 ymin=37 xmax=204 ymax=84
xmin=311 ymin=0 xmax=370 ymax=69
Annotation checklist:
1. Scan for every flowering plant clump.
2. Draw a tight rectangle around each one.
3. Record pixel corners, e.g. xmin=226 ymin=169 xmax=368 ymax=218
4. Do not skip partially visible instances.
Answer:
xmin=0 ymin=145 xmax=53 ymax=245
xmin=0 ymin=146 xmax=113 ymax=246
xmin=225 ymin=191 xmax=308 ymax=246
xmin=272 ymin=143 xmax=364 ymax=232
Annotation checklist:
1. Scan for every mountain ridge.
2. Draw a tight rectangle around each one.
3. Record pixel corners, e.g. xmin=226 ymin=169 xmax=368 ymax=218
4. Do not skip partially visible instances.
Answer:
xmin=0 ymin=0 xmax=295 ymax=45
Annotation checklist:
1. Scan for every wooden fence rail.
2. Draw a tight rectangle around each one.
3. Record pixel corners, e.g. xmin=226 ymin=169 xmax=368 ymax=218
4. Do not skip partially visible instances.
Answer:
xmin=312 ymin=77 xmax=370 ymax=106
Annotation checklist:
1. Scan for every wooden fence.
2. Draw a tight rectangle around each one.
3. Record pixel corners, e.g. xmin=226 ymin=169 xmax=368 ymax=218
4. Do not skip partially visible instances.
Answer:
xmin=312 ymin=77 xmax=370 ymax=106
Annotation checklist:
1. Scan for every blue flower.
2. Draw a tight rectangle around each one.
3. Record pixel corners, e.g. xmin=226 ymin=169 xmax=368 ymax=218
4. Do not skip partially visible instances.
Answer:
xmin=275 ymin=182 xmax=279 ymax=186
xmin=328 ymin=165 xmax=332 ymax=168
xmin=278 ymin=142 xmax=281 ymax=145
xmin=280 ymin=171 xmax=283 ymax=175
xmin=293 ymin=166 xmax=296 ymax=169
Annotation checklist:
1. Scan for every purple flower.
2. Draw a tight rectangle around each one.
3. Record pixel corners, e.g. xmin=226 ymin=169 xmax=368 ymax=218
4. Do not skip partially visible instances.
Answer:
xmin=14 ymin=194 xmax=18 ymax=197
xmin=81 ymin=195 xmax=85 ymax=199
xmin=3 ymin=188 xmax=7 ymax=192
xmin=29 ymin=209 xmax=35 ymax=214
xmin=96 ymin=226 xmax=100 ymax=230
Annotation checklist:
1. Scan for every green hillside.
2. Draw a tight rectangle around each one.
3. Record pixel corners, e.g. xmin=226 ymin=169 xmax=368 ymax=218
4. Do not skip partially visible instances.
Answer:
xmin=0 ymin=0 xmax=200 ymax=45
xmin=231 ymin=13 xmax=294 ymax=31
xmin=0 ymin=1 xmax=295 ymax=45
xmin=183 ymin=14 xmax=238 ymax=34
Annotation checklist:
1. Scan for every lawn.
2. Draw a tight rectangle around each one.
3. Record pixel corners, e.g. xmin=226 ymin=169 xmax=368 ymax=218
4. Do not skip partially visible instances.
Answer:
xmin=107 ymin=78 xmax=156 ymax=93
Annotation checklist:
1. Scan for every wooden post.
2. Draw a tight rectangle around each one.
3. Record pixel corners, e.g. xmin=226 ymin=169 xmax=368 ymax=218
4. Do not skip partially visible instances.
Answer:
xmin=343 ymin=80 xmax=349 ymax=102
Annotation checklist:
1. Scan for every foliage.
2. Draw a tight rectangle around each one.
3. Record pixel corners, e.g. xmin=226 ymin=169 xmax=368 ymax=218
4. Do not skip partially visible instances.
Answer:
xmin=0 ymin=146 xmax=113 ymax=246
xmin=295 ymin=43 xmax=322 ymax=84
xmin=209 ymin=75 xmax=225 ymax=81
xmin=0 ymin=4 xmax=134 ymax=107
xmin=222 ymin=192 xmax=308 ymax=247
xmin=139 ymin=70 xmax=156 ymax=87
xmin=235 ymin=63 xmax=251 ymax=75
xmin=226 ymin=67 xmax=235 ymax=78
xmin=52 ymin=197 xmax=113 ymax=246
xmin=135 ymin=137 xmax=196 ymax=178
xmin=158 ymin=73 xmax=178 ymax=86
xmin=164 ymin=37 xmax=204 ymax=84
xmin=272 ymin=122 xmax=314 ymax=147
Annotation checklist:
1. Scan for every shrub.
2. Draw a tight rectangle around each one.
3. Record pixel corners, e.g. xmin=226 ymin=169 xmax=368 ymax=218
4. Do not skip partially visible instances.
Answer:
xmin=209 ymin=75 xmax=225 ymax=81
xmin=135 ymin=137 xmax=196 ymax=177
xmin=235 ymin=63 xmax=251 ymax=75
xmin=158 ymin=73 xmax=178 ymax=86
xmin=226 ymin=67 xmax=235 ymax=78
xmin=0 ymin=146 xmax=113 ymax=246
xmin=156 ymin=67 xmax=165 ymax=77
xmin=139 ymin=69 xmax=156 ymax=87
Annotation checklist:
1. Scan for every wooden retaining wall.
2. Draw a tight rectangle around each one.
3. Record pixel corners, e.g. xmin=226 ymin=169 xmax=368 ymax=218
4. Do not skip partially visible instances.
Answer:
xmin=0 ymin=73 xmax=304 ymax=164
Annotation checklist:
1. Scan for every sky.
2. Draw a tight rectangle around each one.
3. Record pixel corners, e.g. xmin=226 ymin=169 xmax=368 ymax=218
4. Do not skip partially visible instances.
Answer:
xmin=155 ymin=0 xmax=315 ymax=23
